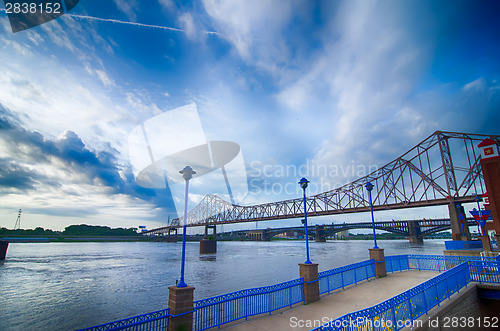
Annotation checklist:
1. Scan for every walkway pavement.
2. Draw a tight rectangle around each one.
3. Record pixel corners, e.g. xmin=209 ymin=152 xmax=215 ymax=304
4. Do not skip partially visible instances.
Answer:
xmin=219 ymin=270 xmax=440 ymax=331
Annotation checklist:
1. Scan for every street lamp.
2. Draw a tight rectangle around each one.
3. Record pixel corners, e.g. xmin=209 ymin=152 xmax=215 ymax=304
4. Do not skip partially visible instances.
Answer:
xmin=299 ymin=177 xmax=312 ymax=264
xmin=365 ymin=182 xmax=379 ymax=249
xmin=177 ymin=165 xmax=196 ymax=288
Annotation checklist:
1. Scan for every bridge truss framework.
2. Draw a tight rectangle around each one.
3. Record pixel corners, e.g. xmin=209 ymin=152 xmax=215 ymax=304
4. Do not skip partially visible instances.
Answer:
xmin=148 ymin=131 xmax=499 ymax=233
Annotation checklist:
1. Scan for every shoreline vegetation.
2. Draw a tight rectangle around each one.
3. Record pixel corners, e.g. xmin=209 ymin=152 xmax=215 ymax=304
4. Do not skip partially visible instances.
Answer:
xmin=0 ymin=224 xmax=154 ymax=242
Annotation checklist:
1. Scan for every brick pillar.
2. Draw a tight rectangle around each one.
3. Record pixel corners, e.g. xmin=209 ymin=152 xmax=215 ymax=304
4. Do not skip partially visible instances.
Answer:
xmin=168 ymin=285 xmax=195 ymax=331
xmin=478 ymin=235 xmax=492 ymax=252
xmin=369 ymin=248 xmax=387 ymax=278
xmin=479 ymin=152 xmax=500 ymax=242
xmin=299 ymin=263 xmax=319 ymax=304
xmin=0 ymin=240 xmax=8 ymax=260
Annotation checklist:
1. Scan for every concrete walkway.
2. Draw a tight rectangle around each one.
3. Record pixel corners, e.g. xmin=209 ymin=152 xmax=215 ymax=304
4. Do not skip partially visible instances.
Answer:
xmin=219 ymin=270 xmax=440 ymax=331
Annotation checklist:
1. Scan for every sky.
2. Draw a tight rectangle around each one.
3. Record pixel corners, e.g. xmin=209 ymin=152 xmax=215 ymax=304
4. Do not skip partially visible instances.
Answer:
xmin=0 ymin=0 xmax=499 ymax=232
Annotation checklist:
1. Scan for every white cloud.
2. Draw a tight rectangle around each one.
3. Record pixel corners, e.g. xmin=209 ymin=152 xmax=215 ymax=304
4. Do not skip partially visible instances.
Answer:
xmin=202 ymin=0 xmax=293 ymax=62
xmin=113 ymin=0 xmax=138 ymax=21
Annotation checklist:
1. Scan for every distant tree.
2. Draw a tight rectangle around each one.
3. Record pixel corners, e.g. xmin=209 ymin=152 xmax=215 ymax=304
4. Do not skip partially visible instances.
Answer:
xmin=63 ymin=224 xmax=140 ymax=236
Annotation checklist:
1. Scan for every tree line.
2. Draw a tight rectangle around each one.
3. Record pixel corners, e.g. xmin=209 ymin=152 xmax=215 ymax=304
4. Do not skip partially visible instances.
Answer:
xmin=0 ymin=224 xmax=140 ymax=237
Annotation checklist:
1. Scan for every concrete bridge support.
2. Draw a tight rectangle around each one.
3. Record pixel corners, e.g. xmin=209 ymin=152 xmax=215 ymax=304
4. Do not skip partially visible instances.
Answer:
xmin=315 ymin=225 xmax=327 ymax=242
xmin=407 ymin=221 xmax=423 ymax=244
xmin=165 ymin=227 xmax=178 ymax=242
xmin=448 ymin=202 xmax=471 ymax=240
xmin=200 ymin=224 xmax=216 ymax=254
xmin=246 ymin=229 xmax=272 ymax=241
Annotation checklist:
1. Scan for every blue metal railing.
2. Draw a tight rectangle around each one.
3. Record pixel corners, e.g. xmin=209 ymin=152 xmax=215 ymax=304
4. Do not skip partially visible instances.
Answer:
xmin=469 ymin=260 xmax=500 ymax=283
xmin=408 ymin=254 xmax=497 ymax=272
xmin=444 ymin=240 xmax=483 ymax=250
xmin=318 ymin=260 xmax=376 ymax=295
xmin=76 ymin=308 xmax=170 ymax=331
xmin=193 ymin=277 xmax=304 ymax=330
xmin=386 ymin=255 xmax=409 ymax=273
xmin=313 ymin=262 xmax=472 ymax=331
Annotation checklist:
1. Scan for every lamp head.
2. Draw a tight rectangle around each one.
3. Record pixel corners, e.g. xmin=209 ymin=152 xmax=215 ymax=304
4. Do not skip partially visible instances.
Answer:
xmin=365 ymin=182 xmax=374 ymax=192
xmin=299 ymin=177 xmax=309 ymax=190
xmin=474 ymin=196 xmax=481 ymax=203
xmin=179 ymin=166 xmax=196 ymax=181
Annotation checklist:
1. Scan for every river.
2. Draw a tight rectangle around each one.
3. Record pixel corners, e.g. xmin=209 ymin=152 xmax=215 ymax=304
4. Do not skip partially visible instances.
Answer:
xmin=0 ymin=239 xmax=447 ymax=330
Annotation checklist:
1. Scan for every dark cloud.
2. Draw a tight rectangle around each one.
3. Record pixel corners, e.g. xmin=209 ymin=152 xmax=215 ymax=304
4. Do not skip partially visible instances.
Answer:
xmin=0 ymin=104 xmax=177 ymax=216
xmin=0 ymin=159 xmax=40 ymax=190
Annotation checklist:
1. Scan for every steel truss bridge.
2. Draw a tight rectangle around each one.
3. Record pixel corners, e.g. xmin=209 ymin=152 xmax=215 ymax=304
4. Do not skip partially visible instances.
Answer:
xmin=227 ymin=218 xmax=478 ymax=242
xmin=146 ymin=131 xmax=499 ymax=234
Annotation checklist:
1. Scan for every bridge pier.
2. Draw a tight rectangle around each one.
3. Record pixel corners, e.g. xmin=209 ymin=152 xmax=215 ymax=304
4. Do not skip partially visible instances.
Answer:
xmin=246 ymin=229 xmax=272 ymax=241
xmin=448 ymin=202 xmax=471 ymax=241
xmin=315 ymin=225 xmax=327 ymax=242
xmin=200 ymin=224 xmax=216 ymax=254
xmin=0 ymin=240 xmax=8 ymax=260
xmin=165 ymin=227 xmax=178 ymax=242
xmin=407 ymin=221 xmax=423 ymax=244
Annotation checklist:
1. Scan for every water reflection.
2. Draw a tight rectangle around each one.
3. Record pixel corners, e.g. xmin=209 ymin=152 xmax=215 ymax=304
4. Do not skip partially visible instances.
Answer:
xmin=199 ymin=254 xmax=216 ymax=262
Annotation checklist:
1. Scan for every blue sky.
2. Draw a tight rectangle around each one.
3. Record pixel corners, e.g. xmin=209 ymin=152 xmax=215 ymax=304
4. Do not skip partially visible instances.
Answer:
xmin=0 ymin=0 xmax=499 ymax=232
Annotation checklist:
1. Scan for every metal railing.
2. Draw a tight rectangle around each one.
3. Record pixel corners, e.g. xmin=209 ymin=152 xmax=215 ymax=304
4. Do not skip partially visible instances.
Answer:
xmin=386 ymin=255 xmax=410 ymax=273
xmin=469 ymin=260 xmax=500 ymax=283
xmin=193 ymin=277 xmax=304 ymax=330
xmin=313 ymin=262 xmax=471 ymax=331
xmin=444 ymin=240 xmax=483 ymax=250
xmin=76 ymin=308 xmax=170 ymax=331
xmin=318 ymin=260 xmax=376 ymax=295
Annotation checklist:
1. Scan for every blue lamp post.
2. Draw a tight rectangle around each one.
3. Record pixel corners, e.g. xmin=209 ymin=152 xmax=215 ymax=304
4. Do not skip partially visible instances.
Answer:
xmin=299 ymin=177 xmax=312 ymax=264
xmin=177 ymin=165 xmax=196 ymax=288
xmin=365 ymin=182 xmax=379 ymax=249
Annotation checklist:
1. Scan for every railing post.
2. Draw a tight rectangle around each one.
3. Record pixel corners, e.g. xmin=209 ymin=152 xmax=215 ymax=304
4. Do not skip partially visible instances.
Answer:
xmin=299 ymin=263 xmax=320 ymax=304
xmin=168 ymin=285 xmax=195 ymax=331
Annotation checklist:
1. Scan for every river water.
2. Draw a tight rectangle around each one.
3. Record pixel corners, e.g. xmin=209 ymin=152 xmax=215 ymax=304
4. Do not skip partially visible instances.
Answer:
xmin=0 ymin=239 xmax=447 ymax=331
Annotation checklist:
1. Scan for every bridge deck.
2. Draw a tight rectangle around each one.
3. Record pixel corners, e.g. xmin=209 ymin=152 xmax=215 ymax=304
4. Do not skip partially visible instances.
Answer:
xmin=217 ymin=270 xmax=439 ymax=331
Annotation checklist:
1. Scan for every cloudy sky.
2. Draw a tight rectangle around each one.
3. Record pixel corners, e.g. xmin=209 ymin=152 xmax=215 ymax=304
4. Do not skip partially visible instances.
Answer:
xmin=0 ymin=0 xmax=499 ymax=232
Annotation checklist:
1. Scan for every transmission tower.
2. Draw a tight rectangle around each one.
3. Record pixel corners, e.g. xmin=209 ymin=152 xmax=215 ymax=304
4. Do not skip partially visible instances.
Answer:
xmin=14 ymin=209 xmax=21 ymax=230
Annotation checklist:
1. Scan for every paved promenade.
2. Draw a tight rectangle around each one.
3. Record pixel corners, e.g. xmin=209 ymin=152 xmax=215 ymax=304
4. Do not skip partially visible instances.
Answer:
xmin=219 ymin=270 xmax=440 ymax=331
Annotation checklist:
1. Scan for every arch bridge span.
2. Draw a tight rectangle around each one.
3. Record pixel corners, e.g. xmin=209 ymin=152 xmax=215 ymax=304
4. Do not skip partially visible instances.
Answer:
xmin=229 ymin=218 xmax=477 ymax=243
